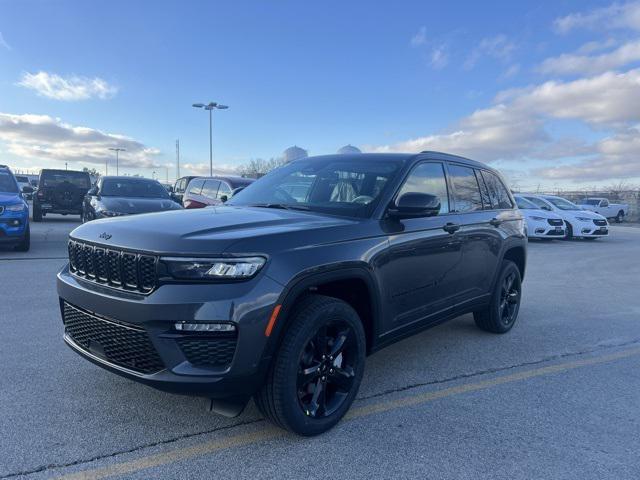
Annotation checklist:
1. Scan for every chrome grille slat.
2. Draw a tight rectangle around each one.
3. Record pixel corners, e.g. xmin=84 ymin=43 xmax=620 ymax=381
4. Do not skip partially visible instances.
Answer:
xmin=68 ymin=240 xmax=157 ymax=294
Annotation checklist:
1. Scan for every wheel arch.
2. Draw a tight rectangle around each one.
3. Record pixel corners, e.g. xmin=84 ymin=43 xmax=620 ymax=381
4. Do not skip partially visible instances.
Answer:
xmin=265 ymin=266 xmax=382 ymax=358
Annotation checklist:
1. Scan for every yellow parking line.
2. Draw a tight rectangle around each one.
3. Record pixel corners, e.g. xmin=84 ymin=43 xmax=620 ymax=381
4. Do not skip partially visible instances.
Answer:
xmin=55 ymin=347 xmax=640 ymax=480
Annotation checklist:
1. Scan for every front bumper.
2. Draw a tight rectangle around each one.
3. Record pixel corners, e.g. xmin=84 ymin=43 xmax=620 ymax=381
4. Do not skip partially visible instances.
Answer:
xmin=57 ymin=264 xmax=283 ymax=398
xmin=0 ymin=209 xmax=28 ymax=242
xmin=527 ymin=222 xmax=565 ymax=238
xmin=573 ymin=221 xmax=609 ymax=237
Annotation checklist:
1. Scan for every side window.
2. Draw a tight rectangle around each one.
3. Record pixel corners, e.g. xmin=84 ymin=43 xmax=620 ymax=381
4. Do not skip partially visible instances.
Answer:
xmin=201 ymin=180 xmax=220 ymax=199
xmin=397 ymin=162 xmax=449 ymax=214
xmin=475 ymin=169 xmax=493 ymax=209
xmin=217 ymin=182 xmax=232 ymax=200
xmin=480 ymin=171 xmax=513 ymax=209
xmin=187 ymin=179 xmax=205 ymax=195
xmin=601 ymin=199 xmax=609 ymax=207
xmin=448 ymin=164 xmax=483 ymax=213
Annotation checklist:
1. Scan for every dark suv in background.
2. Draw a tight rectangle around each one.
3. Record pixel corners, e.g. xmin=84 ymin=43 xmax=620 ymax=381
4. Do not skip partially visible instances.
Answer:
xmin=57 ymin=152 xmax=526 ymax=435
xmin=182 ymin=176 xmax=254 ymax=208
xmin=33 ymin=169 xmax=91 ymax=221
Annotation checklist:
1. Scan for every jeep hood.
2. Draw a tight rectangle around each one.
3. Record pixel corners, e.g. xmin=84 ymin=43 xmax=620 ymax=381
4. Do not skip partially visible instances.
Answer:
xmin=69 ymin=206 xmax=358 ymax=254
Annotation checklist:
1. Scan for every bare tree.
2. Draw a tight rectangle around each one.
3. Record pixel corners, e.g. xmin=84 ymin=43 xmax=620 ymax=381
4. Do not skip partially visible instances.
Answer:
xmin=237 ymin=157 xmax=286 ymax=177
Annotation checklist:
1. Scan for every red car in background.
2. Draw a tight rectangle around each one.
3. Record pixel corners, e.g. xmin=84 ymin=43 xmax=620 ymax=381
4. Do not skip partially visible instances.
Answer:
xmin=182 ymin=176 xmax=255 ymax=209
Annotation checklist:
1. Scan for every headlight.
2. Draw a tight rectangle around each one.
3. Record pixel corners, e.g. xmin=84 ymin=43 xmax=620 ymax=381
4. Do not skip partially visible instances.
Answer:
xmin=162 ymin=256 xmax=266 ymax=280
xmin=97 ymin=210 xmax=126 ymax=217
xmin=576 ymin=216 xmax=593 ymax=222
xmin=530 ymin=216 xmax=546 ymax=221
xmin=5 ymin=203 xmax=25 ymax=212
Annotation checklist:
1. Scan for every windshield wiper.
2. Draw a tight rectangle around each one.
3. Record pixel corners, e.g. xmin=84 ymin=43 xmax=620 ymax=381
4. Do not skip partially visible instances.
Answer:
xmin=248 ymin=203 xmax=310 ymax=211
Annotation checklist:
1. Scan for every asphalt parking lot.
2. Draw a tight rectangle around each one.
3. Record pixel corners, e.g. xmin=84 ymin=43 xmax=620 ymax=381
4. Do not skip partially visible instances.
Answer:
xmin=1 ymin=216 xmax=640 ymax=480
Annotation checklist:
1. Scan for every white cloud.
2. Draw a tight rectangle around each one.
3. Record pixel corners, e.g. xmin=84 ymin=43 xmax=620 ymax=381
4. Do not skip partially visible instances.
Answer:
xmin=0 ymin=112 xmax=159 ymax=169
xmin=17 ymin=72 xmax=118 ymax=101
xmin=538 ymin=39 xmax=640 ymax=75
xmin=501 ymin=64 xmax=520 ymax=79
xmin=0 ymin=32 xmax=10 ymax=50
xmin=464 ymin=34 xmax=516 ymax=70
xmin=369 ymin=68 xmax=640 ymax=183
xmin=181 ymin=162 xmax=241 ymax=176
xmin=410 ymin=26 xmax=427 ymax=47
xmin=554 ymin=1 xmax=640 ymax=33
xmin=429 ymin=45 xmax=448 ymax=69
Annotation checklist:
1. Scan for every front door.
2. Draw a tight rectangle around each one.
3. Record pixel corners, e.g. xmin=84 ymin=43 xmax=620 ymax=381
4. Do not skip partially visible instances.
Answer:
xmin=378 ymin=162 xmax=463 ymax=335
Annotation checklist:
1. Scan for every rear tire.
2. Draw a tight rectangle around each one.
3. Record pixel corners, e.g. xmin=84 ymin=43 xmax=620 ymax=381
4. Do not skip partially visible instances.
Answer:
xmin=32 ymin=203 xmax=42 ymax=222
xmin=474 ymin=260 xmax=522 ymax=334
xmin=14 ymin=224 xmax=30 ymax=252
xmin=254 ymin=295 xmax=366 ymax=436
xmin=615 ymin=211 xmax=624 ymax=223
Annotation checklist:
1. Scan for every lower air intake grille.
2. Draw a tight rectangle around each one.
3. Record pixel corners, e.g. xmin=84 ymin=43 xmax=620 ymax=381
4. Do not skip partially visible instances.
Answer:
xmin=63 ymin=302 xmax=164 ymax=374
xmin=178 ymin=337 xmax=237 ymax=368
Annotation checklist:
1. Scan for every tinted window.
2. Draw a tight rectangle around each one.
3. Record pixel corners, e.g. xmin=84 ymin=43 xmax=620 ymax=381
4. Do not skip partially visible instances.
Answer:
xmin=41 ymin=171 xmax=90 ymax=189
xmin=187 ymin=179 xmax=205 ymax=195
xmin=480 ymin=170 xmax=513 ymax=209
xmin=101 ymin=179 xmax=170 ymax=198
xmin=475 ymin=170 xmax=492 ymax=209
xmin=448 ymin=164 xmax=482 ymax=213
xmin=0 ymin=171 xmax=19 ymax=193
xmin=217 ymin=181 xmax=232 ymax=199
xmin=200 ymin=180 xmax=220 ymax=199
xmin=15 ymin=175 xmax=29 ymax=183
xmin=397 ymin=162 xmax=449 ymax=214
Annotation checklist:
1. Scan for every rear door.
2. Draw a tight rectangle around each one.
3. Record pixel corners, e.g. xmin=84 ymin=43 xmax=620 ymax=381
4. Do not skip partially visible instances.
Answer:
xmin=378 ymin=161 xmax=463 ymax=334
xmin=446 ymin=164 xmax=499 ymax=303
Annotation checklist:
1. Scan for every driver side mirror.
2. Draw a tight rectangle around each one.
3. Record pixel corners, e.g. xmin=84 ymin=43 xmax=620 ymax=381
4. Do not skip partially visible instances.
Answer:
xmin=21 ymin=186 xmax=34 ymax=194
xmin=87 ymin=186 xmax=99 ymax=196
xmin=388 ymin=193 xmax=440 ymax=219
xmin=220 ymin=195 xmax=228 ymax=203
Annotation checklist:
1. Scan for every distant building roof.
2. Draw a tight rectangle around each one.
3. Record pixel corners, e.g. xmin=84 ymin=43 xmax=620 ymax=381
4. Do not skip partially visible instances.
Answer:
xmin=337 ymin=144 xmax=362 ymax=154
xmin=283 ymin=145 xmax=308 ymax=163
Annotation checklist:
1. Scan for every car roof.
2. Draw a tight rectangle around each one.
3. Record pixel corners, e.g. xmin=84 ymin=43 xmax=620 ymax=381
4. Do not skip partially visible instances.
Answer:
xmin=297 ymin=151 xmax=491 ymax=169
xmin=40 ymin=169 xmax=89 ymax=175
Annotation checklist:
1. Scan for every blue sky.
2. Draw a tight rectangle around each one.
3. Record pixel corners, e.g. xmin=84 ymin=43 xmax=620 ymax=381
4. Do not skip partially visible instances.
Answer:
xmin=1 ymin=0 xmax=640 ymax=189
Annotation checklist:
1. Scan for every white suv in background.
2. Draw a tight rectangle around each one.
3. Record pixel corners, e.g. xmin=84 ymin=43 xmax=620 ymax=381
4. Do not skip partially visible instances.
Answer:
xmin=520 ymin=194 xmax=609 ymax=240
xmin=514 ymin=195 xmax=565 ymax=239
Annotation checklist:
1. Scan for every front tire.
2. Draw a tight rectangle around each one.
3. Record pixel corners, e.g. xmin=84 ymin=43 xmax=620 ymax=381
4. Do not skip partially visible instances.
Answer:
xmin=474 ymin=260 xmax=522 ymax=334
xmin=255 ymin=295 xmax=366 ymax=436
xmin=14 ymin=224 xmax=30 ymax=252
xmin=564 ymin=221 xmax=573 ymax=240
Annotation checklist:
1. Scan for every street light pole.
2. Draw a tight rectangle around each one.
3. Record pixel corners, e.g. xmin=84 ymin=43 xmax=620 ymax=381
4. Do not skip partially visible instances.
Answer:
xmin=192 ymin=102 xmax=229 ymax=176
xmin=108 ymin=148 xmax=126 ymax=176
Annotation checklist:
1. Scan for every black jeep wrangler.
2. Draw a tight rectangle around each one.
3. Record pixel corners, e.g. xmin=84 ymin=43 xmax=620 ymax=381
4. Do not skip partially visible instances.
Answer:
xmin=57 ymin=152 xmax=526 ymax=435
xmin=33 ymin=169 xmax=91 ymax=222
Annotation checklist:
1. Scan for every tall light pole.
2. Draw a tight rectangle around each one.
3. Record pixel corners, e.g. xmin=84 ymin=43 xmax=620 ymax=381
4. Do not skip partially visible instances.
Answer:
xmin=108 ymin=148 xmax=126 ymax=176
xmin=192 ymin=102 xmax=228 ymax=176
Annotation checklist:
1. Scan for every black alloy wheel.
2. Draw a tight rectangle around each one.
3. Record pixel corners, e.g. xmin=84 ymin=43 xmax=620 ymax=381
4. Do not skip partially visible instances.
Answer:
xmin=297 ymin=321 xmax=358 ymax=418
xmin=498 ymin=270 xmax=520 ymax=327
xmin=474 ymin=260 xmax=522 ymax=334
xmin=254 ymin=295 xmax=366 ymax=436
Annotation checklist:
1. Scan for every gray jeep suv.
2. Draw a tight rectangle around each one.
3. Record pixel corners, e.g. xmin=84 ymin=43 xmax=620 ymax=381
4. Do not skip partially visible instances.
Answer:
xmin=57 ymin=151 xmax=526 ymax=436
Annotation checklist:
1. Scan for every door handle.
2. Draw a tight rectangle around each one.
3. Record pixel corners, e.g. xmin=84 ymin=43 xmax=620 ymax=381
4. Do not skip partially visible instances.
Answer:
xmin=443 ymin=222 xmax=460 ymax=234
xmin=490 ymin=218 xmax=502 ymax=227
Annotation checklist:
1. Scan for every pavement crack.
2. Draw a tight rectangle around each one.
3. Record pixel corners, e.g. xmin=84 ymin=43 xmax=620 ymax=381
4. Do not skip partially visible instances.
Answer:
xmin=355 ymin=338 xmax=640 ymax=402
xmin=0 ymin=419 xmax=265 ymax=479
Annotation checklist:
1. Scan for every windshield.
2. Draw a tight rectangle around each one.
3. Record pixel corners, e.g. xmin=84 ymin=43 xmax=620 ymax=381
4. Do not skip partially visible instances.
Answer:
xmin=515 ymin=196 xmax=539 ymax=209
xmin=41 ymin=171 xmax=90 ymax=189
xmin=545 ymin=197 xmax=581 ymax=211
xmin=228 ymin=158 xmax=402 ymax=218
xmin=581 ymin=199 xmax=600 ymax=205
xmin=101 ymin=178 xmax=170 ymax=198
xmin=15 ymin=175 xmax=29 ymax=183
xmin=0 ymin=171 xmax=19 ymax=193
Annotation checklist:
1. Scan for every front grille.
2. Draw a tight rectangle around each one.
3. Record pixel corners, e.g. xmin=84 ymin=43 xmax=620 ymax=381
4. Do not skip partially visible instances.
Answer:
xmin=178 ymin=336 xmax=237 ymax=368
xmin=62 ymin=302 xmax=164 ymax=374
xmin=547 ymin=218 xmax=563 ymax=226
xmin=68 ymin=240 xmax=157 ymax=293
xmin=593 ymin=219 xmax=607 ymax=226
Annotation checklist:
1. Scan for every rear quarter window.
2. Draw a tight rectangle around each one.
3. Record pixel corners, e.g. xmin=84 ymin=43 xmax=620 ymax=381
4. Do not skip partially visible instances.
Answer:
xmin=480 ymin=170 xmax=513 ymax=209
